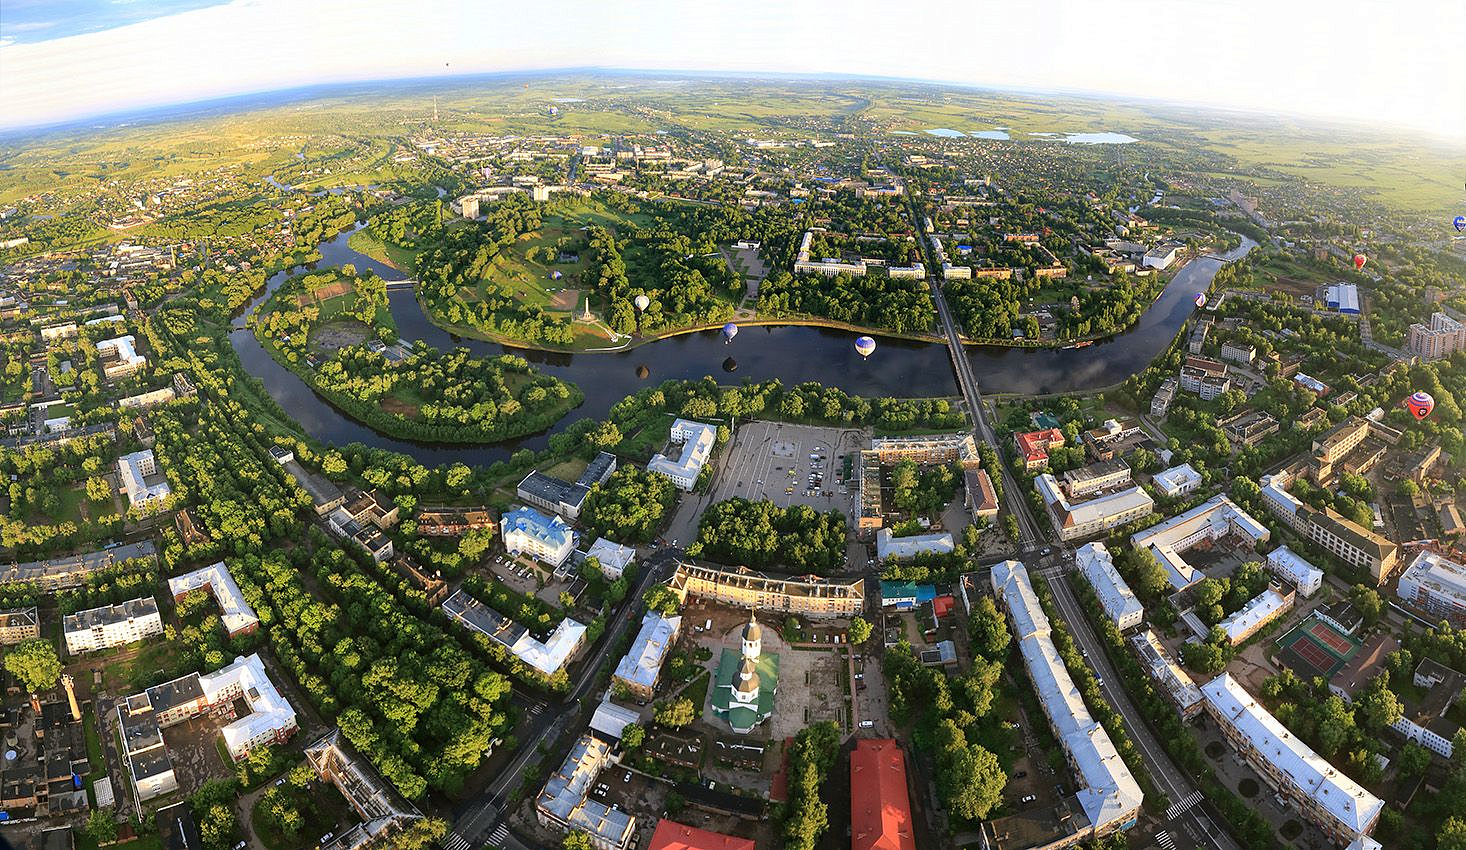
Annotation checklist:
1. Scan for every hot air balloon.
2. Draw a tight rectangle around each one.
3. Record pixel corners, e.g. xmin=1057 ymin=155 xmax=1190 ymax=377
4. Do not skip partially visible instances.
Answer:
xmin=635 ymin=365 xmax=650 ymax=380
xmin=722 ymin=357 xmax=738 ymax=373
xmin=1353 ymin=253 xmax=1367 ymax=272
xmin=634 ymin=294 xmax=650 ymax=312
xmin=854 ymin=336 xmax=876 ymax=358
xmin=1195 ymin=292 xmax=1208 ymax=308
xmin=722 ymin=322 xmax=738 ymax=344
xmin=1404 ymin=391 xmax=1435 ymax=420
xmin=1454 ymin=215 xmax=1465 ymax=233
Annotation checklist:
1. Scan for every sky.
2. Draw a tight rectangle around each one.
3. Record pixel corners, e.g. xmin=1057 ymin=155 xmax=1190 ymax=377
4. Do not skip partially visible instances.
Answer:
xmin=1 ymin=0 xmax=1463 ymax=139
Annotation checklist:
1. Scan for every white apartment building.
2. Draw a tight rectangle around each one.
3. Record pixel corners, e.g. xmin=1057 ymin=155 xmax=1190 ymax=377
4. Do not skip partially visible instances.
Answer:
xmin=1202 ymin=674 xmax=1383 ymax=848
xmin=647 ymin=419 xmax=716 ymax=491
xmin=1036 ymin=473 xmax=1155 ymax=542
xmin=1130 ymin=496 xmax=1270 ymax=592
xmin=1266 ymin=546 xmax=1324 ymax=597
xmin=1077 ymin=542 xmax=1144 ymax=631
xmin=502 ymin=506 xmax=575 ymax=568
xmin=1396 ymin=551 xmax=1466 ymax=628
xmin=64 ymin=596 xmax=162 ymax=654
xmin=118 ymin=449 xmax=171 ymax=509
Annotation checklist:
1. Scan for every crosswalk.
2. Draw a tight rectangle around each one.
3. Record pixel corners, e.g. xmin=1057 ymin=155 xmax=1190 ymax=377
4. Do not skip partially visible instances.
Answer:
xmin=1165 ymin=790 xmax=1203 ymax=820
xmin=486 ymin=824 xmax=510 ymax=847
xmin=441 ymin=832 xmax=471 ymax=850
xmin=1156 ymin=829 xmax=1176 ymax=849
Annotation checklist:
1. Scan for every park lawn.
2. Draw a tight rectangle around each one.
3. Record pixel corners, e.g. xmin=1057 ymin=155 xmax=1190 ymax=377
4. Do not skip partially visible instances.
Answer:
xmin=478 ymin=200 xmax=649 ymax=310
xmin=542 ymin=457 xmax=589 ymax=482
xmin=77 ymin=835 xmax=164 ymax=850
xmin=346 ymin=228 xmax=421 ymax=272
xmin=680 ymin=668 xmax=711 ymax=713
xmin=103 ymin=640 xmax=183 ymax=692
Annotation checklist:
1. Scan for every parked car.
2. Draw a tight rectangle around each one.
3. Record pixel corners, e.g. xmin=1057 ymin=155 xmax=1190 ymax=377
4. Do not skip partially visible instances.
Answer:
xmin=1021 ymin=795 xmax=1036 ymax=804
xmin=859 ymin=720 xmax=874 ymax=728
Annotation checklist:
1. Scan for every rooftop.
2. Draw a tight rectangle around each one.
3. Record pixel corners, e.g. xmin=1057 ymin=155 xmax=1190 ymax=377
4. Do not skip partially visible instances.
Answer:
xmin=63 ymin=595 xmax=158 ymax=634
xmin=502 ymin=506 xmax=573 ymax=550
xmin=850 ymin=739 xmax=916 ymax=850
xmin=167 ymin=562 xmax=259 ymax=636
xmin=1130 ymin=495 xmax=1269 ymax=591
xmin=615 ymin=611 xmax=681 ymax=690
xmin=648 ymin=820 xmax=755 ymax=850
xmin=1202 ymin=674 xmax=1382 ymax=836
xmin=1075 ymin=542 xmax=1142 ymax=625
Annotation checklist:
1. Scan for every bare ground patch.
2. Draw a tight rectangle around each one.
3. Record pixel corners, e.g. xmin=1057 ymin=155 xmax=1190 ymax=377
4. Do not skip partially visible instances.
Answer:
xmin=380 ymin=396 xmax=420 ymax=419
xmin=310 ymin=320 xmax=373 ymax=353
xmin=549 ymin=288 xmax=581 ymax=311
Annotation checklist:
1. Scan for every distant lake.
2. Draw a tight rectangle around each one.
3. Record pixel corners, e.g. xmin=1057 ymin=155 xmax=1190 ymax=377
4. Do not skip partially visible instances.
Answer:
xmin=924 ymin=128 xmax=965 ymax=138
xmin=891 ymin=130 xmax=918 ymax=135
xmin=969 ymin=129 xmax=1011 ymax=140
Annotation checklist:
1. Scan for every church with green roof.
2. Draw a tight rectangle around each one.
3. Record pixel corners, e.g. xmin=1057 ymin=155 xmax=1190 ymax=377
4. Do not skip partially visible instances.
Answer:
xmin=711 ymin=611 xmax=779 ymax=734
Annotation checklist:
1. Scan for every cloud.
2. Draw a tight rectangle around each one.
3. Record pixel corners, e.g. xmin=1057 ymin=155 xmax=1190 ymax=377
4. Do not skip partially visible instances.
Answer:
xmin=0 ymin=0 xmax=1461 ymax=140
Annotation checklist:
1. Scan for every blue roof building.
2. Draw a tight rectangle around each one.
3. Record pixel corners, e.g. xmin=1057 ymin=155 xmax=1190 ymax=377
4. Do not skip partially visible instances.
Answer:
xmin=502 ymin=506 xmax=575 ymax=568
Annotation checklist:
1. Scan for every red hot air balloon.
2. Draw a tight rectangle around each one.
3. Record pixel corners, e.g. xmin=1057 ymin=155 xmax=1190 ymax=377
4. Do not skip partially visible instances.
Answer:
xmin=1353 ymin=253 xmax=1367 ymax=272
xmin=1404 ymin=391 xmax=1435 ymax=420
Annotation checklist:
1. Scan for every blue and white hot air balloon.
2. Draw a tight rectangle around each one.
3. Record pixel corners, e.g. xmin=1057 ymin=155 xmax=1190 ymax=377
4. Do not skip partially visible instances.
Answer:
xmin=1194 ymin=292 xmax=1208 ymax=308
xmin=1455 ymin=215 xmax=1465 ymax=233
xmin=722 ymin=322 xmax=739 ymax=344
xmin=854 ymin=336 xmax=876 ymax=358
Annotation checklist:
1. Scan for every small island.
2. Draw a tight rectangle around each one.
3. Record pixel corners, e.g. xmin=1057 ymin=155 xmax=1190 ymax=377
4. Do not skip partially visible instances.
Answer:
xmin=251 ymin=265 xmax=582 ymax=442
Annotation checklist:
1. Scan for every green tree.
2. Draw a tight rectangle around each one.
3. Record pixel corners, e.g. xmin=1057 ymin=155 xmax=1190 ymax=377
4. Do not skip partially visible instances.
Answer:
xmin=848 ymin=615 xmax=872 ymax=646
xmin=84 ymin=810 xmax=118 ymax=844
xmin=85 ymin=475 xmax=111 ymax=502
xmin=968 ymin=596 xmax=1010 ymax=660
xmin=642 ymin=584 xmax=681 ymax=616
xmin=1441 ymin=818 xmax=1466 ymax=850
xmin=654 ymin=697 xmax=696 ymax=728
xmin=561 ymin=831 xmax=594 ymax=850
xmin=934 ymin=718 xmax=1006 ymax=820
xmin=1395 ymin=742 xmax=1432 ymax=779
xmin=621 ymin=723 xmax=645 ymax=750
xmin=1355 ymin=675 xmax=1403 ymax=730
xmin=3 ymin=638 xmax=62 ymax=693
xmin=1350 ymin=584 xmax=1385 ymax=626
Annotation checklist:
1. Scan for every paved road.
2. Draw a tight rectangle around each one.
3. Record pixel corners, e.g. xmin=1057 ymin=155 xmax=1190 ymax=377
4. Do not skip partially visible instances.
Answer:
xmin=443 ymin=548 xmax=684 ymax=850
xmin=1046 ymin=569 xmax=1239 ymax=850
xmin=913 ymin=212 xmax=1238 ymax=850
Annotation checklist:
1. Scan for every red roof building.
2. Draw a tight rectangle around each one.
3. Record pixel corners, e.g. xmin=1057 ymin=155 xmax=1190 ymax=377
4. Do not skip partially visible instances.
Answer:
xmin=932 ymin=594 xmax=956 ymax=620
xmin=1015 ymin=428 xmax=1065 ymax=471
xmin=647 ymin=819 xmax=755 ymax=850
xmin=851 ymin=739 xmax=916 ymax=850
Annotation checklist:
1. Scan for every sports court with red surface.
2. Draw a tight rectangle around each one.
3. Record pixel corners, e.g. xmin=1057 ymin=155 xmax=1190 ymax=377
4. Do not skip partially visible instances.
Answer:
xmin=851 ymin=738 xmax=916 ymax=850
xmin=647 ymin=818 xmax=755 ymax=850
xmin=1274 ymin=616 xmax=1360 ymax=679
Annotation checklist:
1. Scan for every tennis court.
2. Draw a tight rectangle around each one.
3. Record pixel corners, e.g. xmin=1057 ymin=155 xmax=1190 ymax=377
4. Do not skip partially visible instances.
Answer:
xmin=1275 ymin=616 xmax=1361 ymax=680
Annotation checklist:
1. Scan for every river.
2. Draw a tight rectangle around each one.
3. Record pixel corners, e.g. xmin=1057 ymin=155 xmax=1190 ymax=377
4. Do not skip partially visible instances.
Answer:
xmin=230 ymin=226 xmax=1254 ymax=466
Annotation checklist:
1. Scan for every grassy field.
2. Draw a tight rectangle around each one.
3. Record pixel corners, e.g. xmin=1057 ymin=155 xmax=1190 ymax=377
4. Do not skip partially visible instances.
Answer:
xmin=346 ymin=227 xmax=421 ymax=272
xmin=475 ymin=199 xmax=647 ymax=311
xmin=542 ymin=457 xmax=589 ymax=482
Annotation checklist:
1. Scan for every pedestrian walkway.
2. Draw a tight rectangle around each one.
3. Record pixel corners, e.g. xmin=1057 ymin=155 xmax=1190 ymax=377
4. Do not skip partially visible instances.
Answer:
xmin=487 ymin=824 xmax=510 ymax=847
xmin=442 ymin=831 xmax=471 ymax=850
xmin=1157 ymin=829 xmax=1176 ymax=849
xmin=1166 ymin=789 xmax=1204 ymax=820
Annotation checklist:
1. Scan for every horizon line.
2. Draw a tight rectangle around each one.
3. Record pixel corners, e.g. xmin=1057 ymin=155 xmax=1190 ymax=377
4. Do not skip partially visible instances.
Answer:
xmin=2 ymin=66 xmax=1457 ymax=146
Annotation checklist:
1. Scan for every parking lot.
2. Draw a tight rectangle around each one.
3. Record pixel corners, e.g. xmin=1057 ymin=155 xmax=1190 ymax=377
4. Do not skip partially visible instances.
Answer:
xmin=710 ymin=421 xmax=865 ymax=517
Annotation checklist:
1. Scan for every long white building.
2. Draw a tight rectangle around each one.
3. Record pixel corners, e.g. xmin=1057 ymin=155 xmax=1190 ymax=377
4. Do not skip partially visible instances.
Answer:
xmin=1395 ymin=551 xmax=1466 ymax=627
xmin=1216 ymin=583 xmax=1294 ymax=645
xmin=1202 ymin=674 xmax=1383 ymax=848
xmin=64 ymin=596 xmax=162 ymax=654
xmin=647 ymin=419 xmax=717 ymax=490
xmin=1076 ymin=542 xmax=1143 ymax=631
xmin=202 ymin=654 xmax=300 ymax=760
xmin=1130 ymin=496 xmax=1270 ymax=592
xmin=991 ymin=560 xmax=1143 ymax=838
xmin=612 ymin=611 xmax=681 ymax=701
